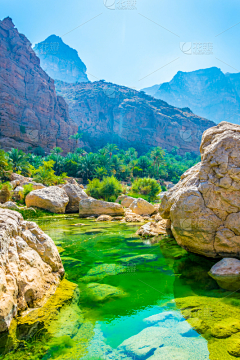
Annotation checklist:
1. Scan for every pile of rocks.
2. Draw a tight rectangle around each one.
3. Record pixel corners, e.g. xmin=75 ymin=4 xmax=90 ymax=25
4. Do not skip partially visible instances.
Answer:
xmin=0 ymin=209 xmax=64 ymax=333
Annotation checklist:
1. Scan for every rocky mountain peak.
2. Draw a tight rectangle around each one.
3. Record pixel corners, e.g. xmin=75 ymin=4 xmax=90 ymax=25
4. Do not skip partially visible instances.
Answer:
xmin=34 ymin=35 xmax=89 ymax=83
xmin=0 ymin=17 xmax=77 ymax=153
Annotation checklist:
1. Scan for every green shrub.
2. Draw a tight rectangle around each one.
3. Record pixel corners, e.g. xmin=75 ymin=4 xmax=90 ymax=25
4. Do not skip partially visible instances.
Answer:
xmin=131 ymin=177 xmax=161 ymax=201
xmin=0 ymin=183 xmax=11 ymax=203
xmin=100 ymin=176 xmax=122 ymax=201
xmin=19 ymin=184 xmax=34 ymax=204
xmin=86 ymin=176 xmax=122 ymax=202
xmin=86 ymin=178 xmax=102 ymax=199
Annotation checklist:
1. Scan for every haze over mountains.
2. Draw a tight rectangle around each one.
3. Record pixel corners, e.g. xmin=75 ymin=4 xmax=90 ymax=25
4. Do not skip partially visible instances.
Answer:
xmin=0 ymin=17 xmax=215 ymax=155
xmin=34 ymin=35 xmax=89 ymax=84
xmin=142 ymin=68 xmax=240 ymax=125
xmin=55 ymin=80 xmax=214 ymax=154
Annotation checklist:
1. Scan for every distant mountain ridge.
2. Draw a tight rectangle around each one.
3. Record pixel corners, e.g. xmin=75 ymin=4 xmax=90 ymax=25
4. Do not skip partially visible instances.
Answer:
xmin=55 ymin=79 xmax=215 ymax=154
xmin=34 ymin=35 xmax=89 ymax=83
xmin=142 ymin=67 xmax=240 ymax=124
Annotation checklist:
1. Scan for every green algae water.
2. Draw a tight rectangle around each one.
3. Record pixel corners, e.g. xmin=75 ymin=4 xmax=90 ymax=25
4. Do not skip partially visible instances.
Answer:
xmin=2 ymin=216 xmax=240 ymax=359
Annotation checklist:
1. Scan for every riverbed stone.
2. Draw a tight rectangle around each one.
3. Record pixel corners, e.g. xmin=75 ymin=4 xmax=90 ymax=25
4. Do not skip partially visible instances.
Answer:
xmin=63 ymin=183 xmax=88 ymax=213
xmin=121 ymin=196 xmax=135 ymax=208
xmin=96 ymin=215 xmax=113 ymax=221
xmin=0 ymin=209 xmax=64 ymax=333
xmin=211 ymin=318 xmax=240 ymax=338
xmin=79 ymin=198 xmax=124 ymax=217
xmin=129 ymin=198 xmax=155 ymax=216
xmin=26 ymin=186 xmax=69 ymax=213
xmin=81 ymin=263 xmax=126 ymax=282
xmin=86 ymin=283 xmax=126 ymax=301
xmin=136 ymin=219 xmax=171 ymax=237
xmin=159 ymin=122 xmax=240 ymax=258
xmin=209 ymin=258 xmax=240 ymax=291
xmin=118 ymin=254 xmax=157 ymax=264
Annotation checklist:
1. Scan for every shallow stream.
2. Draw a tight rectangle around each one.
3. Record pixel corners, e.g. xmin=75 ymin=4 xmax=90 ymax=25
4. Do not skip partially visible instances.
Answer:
xmin=2 ymin=215 xmax=240 ymax=359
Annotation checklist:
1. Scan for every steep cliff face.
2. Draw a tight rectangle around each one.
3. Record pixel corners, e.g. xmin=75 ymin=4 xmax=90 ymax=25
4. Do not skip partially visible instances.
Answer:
xmin=34 ymin=35 xmax=89 ymax=84
xmin=142 ymin=67 xmax=240 ymax=124
xmin=0 ymin=17 xmax=77 ymax=153
xmin=55 ymin=80 xmax=215 ymax=154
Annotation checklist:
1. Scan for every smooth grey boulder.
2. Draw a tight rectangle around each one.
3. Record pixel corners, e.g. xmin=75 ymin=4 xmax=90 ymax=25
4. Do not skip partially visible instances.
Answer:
xmin=209 ymin=258 xmax=240 ymax=291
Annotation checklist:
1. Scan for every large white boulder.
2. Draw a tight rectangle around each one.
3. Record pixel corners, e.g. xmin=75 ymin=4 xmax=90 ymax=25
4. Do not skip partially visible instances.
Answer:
xmin=0 ymin=209 xmax=64 ymax=333
xmin=26 ymin=186 xmax=69 ymax=213
xmin=129 ymin=198 xmax=155 ymax=216
xmin=63 ymin=183 xmax=88 ymax=213
xmin=159 ymin=122 xmax=240 ymax=258
xmin=79 ymin=198 xmax=124 ymax=217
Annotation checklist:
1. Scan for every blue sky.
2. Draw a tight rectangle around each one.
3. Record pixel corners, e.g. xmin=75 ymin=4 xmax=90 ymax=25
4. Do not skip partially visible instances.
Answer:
xmin=1 ymin=0 xmax=240 ymax=89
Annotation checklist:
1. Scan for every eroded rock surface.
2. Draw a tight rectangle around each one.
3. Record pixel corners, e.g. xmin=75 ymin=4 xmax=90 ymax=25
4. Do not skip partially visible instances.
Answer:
xmin=0 ymin=17 xmax=77 ymax=153
xmin=79 ymin=198 xmax=124 ymax=217
xmin=136 ymin=219 xmax=171 ymax=237
xmin=26 ymin=186 xmax=69 ymax=213
xmin=159 ymin=122 xmax=240 ymax=258
xmin=63 ymin=183 xmax=88 ymax=213
xmin=129 ymin=198 xmax=155 ymax=216
xmin=0 ymin=209 xmax=64 ymax=333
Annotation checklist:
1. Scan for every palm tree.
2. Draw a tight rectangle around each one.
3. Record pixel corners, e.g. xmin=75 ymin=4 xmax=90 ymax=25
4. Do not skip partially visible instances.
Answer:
xmin=69 ymin=132 xmax=82 ymax=149
xmin=49 ymin=147 xmax=63 ymax=175
xmin=125 ymin=147 xmax=138 ymax=161
xmin=75 ymin=148 xmax=86 ymax=156
xmin=78 ymin=153 xmax=97 ymax=180
xmin=8 ymin=148 xmax=29 ymax=173
xmin=94 ymin=167 xmax=107 ymax=180
xmin=105 ymin=143 xmax=118 ymax=159
xmin=150 ymin=147 xmax=165 ymax=169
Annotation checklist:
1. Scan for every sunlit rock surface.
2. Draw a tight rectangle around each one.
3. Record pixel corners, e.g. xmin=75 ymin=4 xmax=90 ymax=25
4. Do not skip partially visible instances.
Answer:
xmin=160 ymin=122 xmax=240 ymax=258
xmin=0 ymin=209 xmax=64 ymax=333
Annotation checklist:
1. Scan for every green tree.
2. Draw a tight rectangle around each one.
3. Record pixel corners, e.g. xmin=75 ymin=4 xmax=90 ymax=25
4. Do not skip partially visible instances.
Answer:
xmin=94 ymin=167 xmax=107 ymax=180
xmin=0 ymin=150 xmax=12 ymax=180
xmin=69 ymin=132 xmax=82 ymax=149
xmin=105 ymin=144 xmax=118 ymax=159
xmin=150 ymin=147 xmax=165 ymax=169
xmin=8 ymin=148 xmax=29 ymax=174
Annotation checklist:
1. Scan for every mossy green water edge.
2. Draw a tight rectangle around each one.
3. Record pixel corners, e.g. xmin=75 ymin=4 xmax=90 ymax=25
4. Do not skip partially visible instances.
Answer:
xmin=1 ymin=216 xmax=240 ymax=359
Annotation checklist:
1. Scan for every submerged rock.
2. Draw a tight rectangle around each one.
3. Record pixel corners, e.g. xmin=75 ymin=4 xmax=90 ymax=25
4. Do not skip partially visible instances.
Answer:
xmin=86 ymin=283 xmax=126 ymax=301
xmin=159 ymin=122 xmax=240 ymax=258
xmin=118 ymin=254 xmax=157 ymax=264
xmin=209 ymin=258 xmax=240 ymax=291
xmin=81 ymin=263 xmax=126 ymax=282
xmin=79 ymin=198 xmax=124 ymax=217
xmin=26 ymin=186 xmax=69 ymax=213
xmin=0 ymin=209 xmax=64 ymax=333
